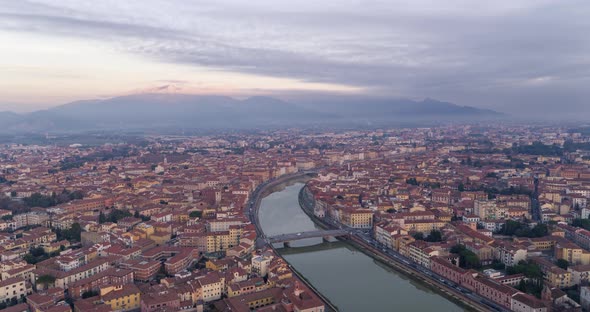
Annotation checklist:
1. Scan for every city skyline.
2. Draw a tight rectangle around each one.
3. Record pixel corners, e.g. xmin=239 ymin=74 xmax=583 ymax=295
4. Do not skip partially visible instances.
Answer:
xmin=2 ymin=1 xmax=590 ymax=117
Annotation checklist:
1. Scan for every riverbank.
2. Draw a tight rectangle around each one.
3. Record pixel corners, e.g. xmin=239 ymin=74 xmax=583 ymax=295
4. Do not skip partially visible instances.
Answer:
xmin=249 ymin=172 xmax=339 ymax=312
xmin=259 ymin=181 xmax=470 ymax=311
xmin=297 ymin=184 xmax=491 ymax=312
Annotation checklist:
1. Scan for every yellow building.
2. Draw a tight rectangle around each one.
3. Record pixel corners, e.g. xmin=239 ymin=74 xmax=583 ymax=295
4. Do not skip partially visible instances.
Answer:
xmin=340 ymin=208 xmax=373 ymax=229
xmin=205 ymin=232 xmax=235 ymax=253
xmin=545 ymin=267 xmax=573 ymax=288
xmin=100 ymin=284 xmax=141 ymax=312
xmin=42 ymin=240 xmax=71 ymax=254
xmin=527 ymin=237 xmax=556 ymax=251
xmin=396 ymin=235 xmax=416 ymax=257
xmin=148 ymin=231 xmax=171 ymax=245
xmin=402 ymin=220 xmax=446 ymax=234
xmin=0 ymin=277 xmax=31 ymax=303
xmin=555 ymin=241 xmax=590 ymax=265
xmin=135 ymin=223 xmax=155 ymax=237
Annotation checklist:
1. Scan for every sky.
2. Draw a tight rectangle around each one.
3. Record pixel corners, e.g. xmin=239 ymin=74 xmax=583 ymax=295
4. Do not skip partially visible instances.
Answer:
xmin=1 ymin=0 xmax=589 ymax=116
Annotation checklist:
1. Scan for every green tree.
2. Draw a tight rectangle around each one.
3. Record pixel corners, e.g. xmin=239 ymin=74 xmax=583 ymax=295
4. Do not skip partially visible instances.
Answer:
xmin=57 ymin=223 xmax=82 ymax=242
xmin=425 ymin=230 xmax=442 ymax=242
xmin=189 ymin=211 xmax=203 ymax=218
xmin=506 ymin=260 xmax=543 ymax=279
xmin=450 ymin=244 xmax=481 ymax=269
xmin=108 ymin=209 xmax=133 ymax=223
xmin=572 ymin=218 xmax=590 ymax=230
xmin=556 ymin=259 xmax=569 ymax=270
xmin=500 ymin=220 xmax=522 ymax=235
xmin=36 ymin=274 xmax=56 ymax=288
xmin=458 ymin=183 xmax=465 ymax=192
xmin=70 ymin=223 xmax=82 ymax=241
xmin=98 ymin=211 xmax=107 ymax=224
xmin=82 ymin=290 xmax=99 ymax=299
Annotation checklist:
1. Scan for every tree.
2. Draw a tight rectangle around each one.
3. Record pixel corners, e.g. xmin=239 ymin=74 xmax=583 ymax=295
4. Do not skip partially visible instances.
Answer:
xmin=556 ymin=259 xmax=569 ymax=270
xmin=134 ymin=210 xmax=140 ymax=218
xmin=82 ymin=290 xmax=99 ymax=299
xmin=412 ymin=232 xmax=424 ymax=240
xmin=506 ymin=260 xmax=543 ymax=279
xmin=57 ymin=223 xmax=82 ymax=242
xmin=572 ymin=218 xmax=590 ymax=231
xmin=425 ymin=230 xmax=442 ymax=242
xmin=23 ymin=193 xmax=55 ymax=208
xmin=458 ymin=183 xmax=465 ymax=192
xmin=36 ymin=274 xmax=56 ymax=288
xmin=450 ymin=244 xmax=481 ymax=269
xmin=189 ymin=211 xmax=203 ymax=218
xmin=24 ymin=246 xmax=49 ymax=264
xmin=485 ymin=172 xmax=499 ymax=179
xmin=530 ymin=224 xmax=548 ymax=237
xmin=68 ymin=190 xmax=84 ymax=200
xmin=490 ymin=260 xmax=505 ymax=270
xmin=499 ymin=220 xmax=522 ymax=235
xmin=108 ymin=209 xmax=132 ymax=223
xmin=98 ymin=211 xmax=107 ymax=224
xmin=517 ymin=279 xmax=527 ymax=292
xmin=70 ymin=223 xmax=82 ymax=241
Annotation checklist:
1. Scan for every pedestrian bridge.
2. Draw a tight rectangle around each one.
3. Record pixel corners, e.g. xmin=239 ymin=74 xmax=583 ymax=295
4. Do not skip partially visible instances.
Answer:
xmin=267 ymin=229 xmax=349 ymax=245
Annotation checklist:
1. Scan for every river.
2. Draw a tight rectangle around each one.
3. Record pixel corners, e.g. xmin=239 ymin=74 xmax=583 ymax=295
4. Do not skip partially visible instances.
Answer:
xmin=258 ymin=181 xmax=465 ymax=312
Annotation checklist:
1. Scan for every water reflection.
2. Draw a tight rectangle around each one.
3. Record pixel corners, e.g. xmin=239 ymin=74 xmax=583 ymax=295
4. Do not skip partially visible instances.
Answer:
xmin=258 ymin=181 xmax=465 ymax=312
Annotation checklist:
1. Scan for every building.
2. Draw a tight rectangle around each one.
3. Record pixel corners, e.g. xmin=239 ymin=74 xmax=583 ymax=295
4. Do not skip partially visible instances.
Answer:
xmin=140 ymin=291 xmax=179 ymax=312
xmin=0 ymin=278 xmax=31 ymax=304
xmin=198 ymin=273 xmax=223 ymax=303
xmin=511 ymin=293 xmax=548 ymax=312
xmin=339 ymin=208 xmax=373 ymax=229
xmin=119 ymin=259 xmax=160 ymax=282
xmin=252 ymin=254 xmax=273 ymax=277
xmin=100 ymin=284 xmax=141 ymax=312
xmin=69 ymin=268 xmax=134 ymax=299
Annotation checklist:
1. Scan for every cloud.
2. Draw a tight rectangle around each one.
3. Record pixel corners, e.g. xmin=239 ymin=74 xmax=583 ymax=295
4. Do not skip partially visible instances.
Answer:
xmin=1 ymin=0 xmax=590 ymax=115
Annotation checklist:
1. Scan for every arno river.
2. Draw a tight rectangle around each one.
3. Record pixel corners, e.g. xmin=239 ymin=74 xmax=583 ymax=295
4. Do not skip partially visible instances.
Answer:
xmin=258 ymin=181 xmax=465 ymax=312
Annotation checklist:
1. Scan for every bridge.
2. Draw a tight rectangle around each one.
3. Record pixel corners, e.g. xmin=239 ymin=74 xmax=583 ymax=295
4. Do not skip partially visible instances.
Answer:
xmin=266 ymin=229 xmax=349 ymax=247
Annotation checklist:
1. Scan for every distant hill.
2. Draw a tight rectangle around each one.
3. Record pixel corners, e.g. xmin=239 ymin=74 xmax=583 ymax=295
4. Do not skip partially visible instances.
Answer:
xmin=0 ymin=94 xmax=504 ymax=133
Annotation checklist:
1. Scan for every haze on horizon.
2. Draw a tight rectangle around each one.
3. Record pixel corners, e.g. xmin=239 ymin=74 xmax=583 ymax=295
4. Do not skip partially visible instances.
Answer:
xmin=1 ymin=0 xmax=589 ymax=118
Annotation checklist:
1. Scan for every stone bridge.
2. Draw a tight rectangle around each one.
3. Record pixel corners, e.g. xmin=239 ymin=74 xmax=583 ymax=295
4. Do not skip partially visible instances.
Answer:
xmin=266 ymin=229 xmax=349 ymax=247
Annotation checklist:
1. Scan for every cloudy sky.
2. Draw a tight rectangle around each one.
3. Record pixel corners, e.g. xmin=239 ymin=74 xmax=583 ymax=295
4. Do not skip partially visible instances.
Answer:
xmin=1 ymin=0 xmax=589 ymax=116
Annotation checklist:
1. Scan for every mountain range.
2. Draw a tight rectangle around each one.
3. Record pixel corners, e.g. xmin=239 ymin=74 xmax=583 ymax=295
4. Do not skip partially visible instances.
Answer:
xmin=0 ymin=94 xmax=504 ymax=133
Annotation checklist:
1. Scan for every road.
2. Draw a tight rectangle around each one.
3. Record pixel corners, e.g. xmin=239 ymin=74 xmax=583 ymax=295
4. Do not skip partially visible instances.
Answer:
xmin=299 ymin=186 xmax=509 ymax=312
xmin=245 ymin=170 xmax=340 ymax=312
xmin=531 ymin=177 xmax=541 ymax=221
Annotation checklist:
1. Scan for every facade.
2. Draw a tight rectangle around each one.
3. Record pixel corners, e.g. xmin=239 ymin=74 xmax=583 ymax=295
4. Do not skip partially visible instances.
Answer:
xmin=511 ymin=293 xmax=548 ymax=312
xmin=252 ymin=255 xmax=273 ymax=277
xmin=0 ymin=278 xmax=31 ymax=304
xmin=340 ymin=209 xmax=373 ymax=229
xmin=100 ymin=284 xmax=141 ymax=312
